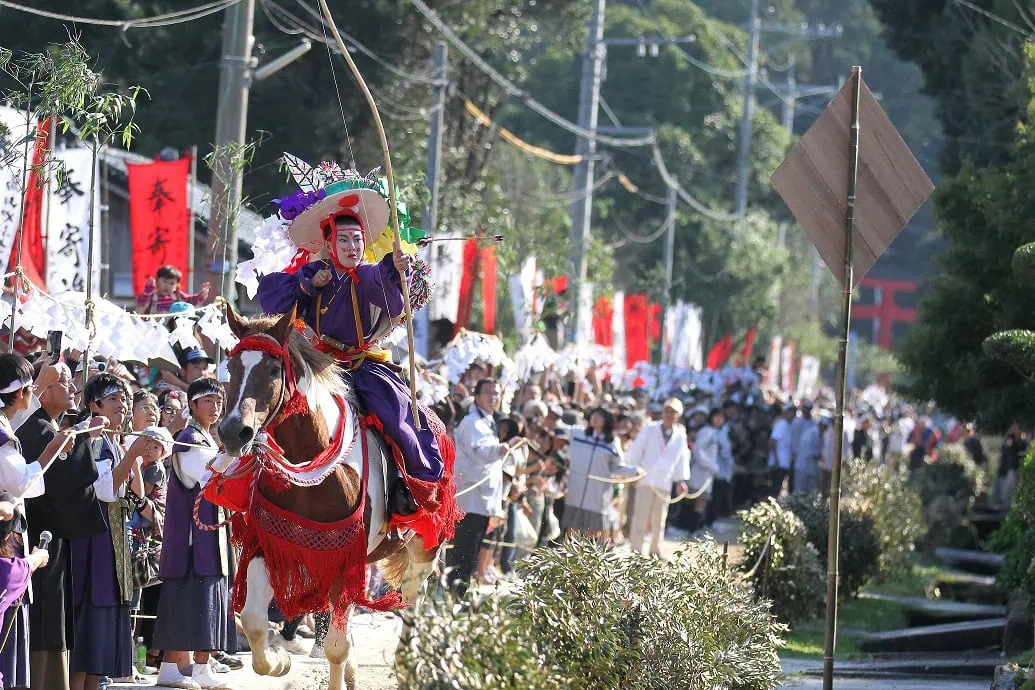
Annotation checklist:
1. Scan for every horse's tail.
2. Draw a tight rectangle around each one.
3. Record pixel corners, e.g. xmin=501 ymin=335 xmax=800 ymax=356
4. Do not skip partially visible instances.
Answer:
xmin=378 ymin=548 xmax=410 ymax=590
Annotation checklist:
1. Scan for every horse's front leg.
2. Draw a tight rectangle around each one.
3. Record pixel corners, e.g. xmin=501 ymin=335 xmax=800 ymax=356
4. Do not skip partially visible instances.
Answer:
xmin=325 ymin=603 xmax=356 ymax=690
xmin=241 ymin=557 xmax=291 ymax=677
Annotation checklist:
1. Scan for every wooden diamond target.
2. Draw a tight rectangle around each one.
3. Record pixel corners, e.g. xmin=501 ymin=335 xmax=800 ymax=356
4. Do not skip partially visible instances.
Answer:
xmin=771 ymin=74 xmax=934 ymax=286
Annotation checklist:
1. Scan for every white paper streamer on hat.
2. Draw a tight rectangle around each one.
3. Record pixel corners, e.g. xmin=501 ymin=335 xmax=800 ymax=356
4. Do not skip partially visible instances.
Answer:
xmin=235 ymin=215 xmax=295 ymax=298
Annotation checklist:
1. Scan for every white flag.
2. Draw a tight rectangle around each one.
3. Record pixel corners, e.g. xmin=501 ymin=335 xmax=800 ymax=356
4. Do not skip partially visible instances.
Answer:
xmin=508 ymin=255 xmax=537 ymax=345
xmin=611 ymin=291 xmax=626 ymax=372
xmin=427 ymin=239 xmax=462 ymax=323
xmin=686 ymin=304 xmax=704 ymax=371
xmin=767 ymin=336 xmax=783 ymax=390
xmin=576 ymin=281 xmax=593 ymax=347
xmin=0 ymin=107 xmax=36 ymax=276
xmin=46 ymin=147 xmax=100 ymax=294
xmin=796 ymin=355 xmax=820 ymax=399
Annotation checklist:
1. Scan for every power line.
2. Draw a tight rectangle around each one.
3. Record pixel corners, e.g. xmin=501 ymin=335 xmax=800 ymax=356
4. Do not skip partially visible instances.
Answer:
xmin=632 ymin=0 xmax=751 ymax=79
xmin=281 ymin=0 xmax=444 ymax=86
xmin=407 ymin=0 xmax=655 ymax=148
xmin=0 ymin=0 xmax=241 ymax=28
xmin=953 ymin=0 xmax=1031 ymax=36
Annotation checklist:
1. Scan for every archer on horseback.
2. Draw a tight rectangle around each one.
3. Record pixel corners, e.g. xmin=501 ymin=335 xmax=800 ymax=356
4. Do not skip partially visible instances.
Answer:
xmin=254 ymin=164 xmax=442 ymax=528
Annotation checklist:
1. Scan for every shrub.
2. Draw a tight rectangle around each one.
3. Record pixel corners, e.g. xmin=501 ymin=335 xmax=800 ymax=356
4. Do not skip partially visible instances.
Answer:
xmin=781 ymin=492 xmax=882 ymax=598
xmin=397 ymin=536 xmax=785 ymax=690
xmin=989 ymin=449 xmax=1035 ymax=609
xmin=910 ymin=444 xmax=983 ymax=549
xmin=738 ymin=498 xmax=825 ymax=625
xmin=841 ymin=459 xmax=925 ymax=576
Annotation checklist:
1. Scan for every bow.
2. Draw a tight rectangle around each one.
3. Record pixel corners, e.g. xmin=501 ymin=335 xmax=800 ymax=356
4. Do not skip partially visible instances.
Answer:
xmin=317 ymin=0 xmax=422 ymax=429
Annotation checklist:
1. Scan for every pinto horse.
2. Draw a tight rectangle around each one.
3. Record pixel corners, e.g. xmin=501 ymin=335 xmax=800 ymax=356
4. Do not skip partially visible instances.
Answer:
xmin=212 ymin=306 xmax=440 ymax=690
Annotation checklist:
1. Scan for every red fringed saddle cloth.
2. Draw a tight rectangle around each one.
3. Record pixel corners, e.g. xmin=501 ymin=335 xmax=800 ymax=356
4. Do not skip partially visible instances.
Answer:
xmin=228 ymin=429 xmax=402 ymax=624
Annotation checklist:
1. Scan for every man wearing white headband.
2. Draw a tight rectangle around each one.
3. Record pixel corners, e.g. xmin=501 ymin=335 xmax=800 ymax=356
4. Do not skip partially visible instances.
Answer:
xmin=0 ymin=354 xmax=79 ymax=690
xmin=153 ymin=377 xmax=234 ymax=690
xmin=68 ymin=373 xmax=144 ymax=690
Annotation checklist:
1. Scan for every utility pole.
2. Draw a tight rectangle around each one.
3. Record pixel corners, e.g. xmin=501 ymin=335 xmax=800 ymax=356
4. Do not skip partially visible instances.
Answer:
xmin=208 ymin=0 xmax=256 ymax=302
xmin=733 ymin=0 xmax=760 ymax=222
xmin=782 ymin=55 xmax=796 ymax=136
xmin=567 ymin=0 xmax=606 ymax=344
xmin=416 ymin=42 xmax=448 ymax=358
xmin=661 ymin=181 xmax=677 ymax=363
xmin=422 ymin=43 xmax=448 ymax=234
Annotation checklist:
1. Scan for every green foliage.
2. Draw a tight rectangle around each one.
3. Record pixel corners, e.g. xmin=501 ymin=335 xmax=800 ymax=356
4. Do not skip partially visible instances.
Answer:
xmin=909 ymin=444 xmax=982 ymax=549
xmin=738 ymin=498 xmax=825 ymax=624
xmin=989 ymin=449 xmax=1035 ymax=605
xmin=780 ymin=492 xmax=881 ymax=598
xmin=841 ymin=459 xmax=925 ymax=576
xmin=398 ymin=536 xmax=784 ymax=690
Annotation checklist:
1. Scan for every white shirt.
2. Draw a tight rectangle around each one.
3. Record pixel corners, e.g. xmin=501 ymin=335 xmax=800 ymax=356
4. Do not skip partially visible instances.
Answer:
xmin=769 ymin=418 xmax=793 ymax=470
xmin=691 ymin=425 xmax=721 ymax=491
xmin=89 ymin=432 xmax=127 ymax=504
xmin=0 ymin=414 xmax=44 ymax=499
xmin=625 ymin=421 xmax=691 ymax=492
xmin=453 ymin=407 xmax=506 ymax=517
xmin=175 ymin=426 xmax=218 ymax=490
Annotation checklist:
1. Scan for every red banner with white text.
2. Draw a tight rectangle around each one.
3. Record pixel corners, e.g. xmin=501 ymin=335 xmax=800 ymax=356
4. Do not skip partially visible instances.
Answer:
xmin=624 ymin=294 xmax=649 ymax=368
xmin=127 ymin=156 xmax=190 ymax=295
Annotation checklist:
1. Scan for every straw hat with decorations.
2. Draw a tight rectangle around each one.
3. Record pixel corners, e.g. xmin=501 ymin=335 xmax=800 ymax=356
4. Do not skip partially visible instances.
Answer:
xmin=273 ymin=154 xmax=423 ymax=263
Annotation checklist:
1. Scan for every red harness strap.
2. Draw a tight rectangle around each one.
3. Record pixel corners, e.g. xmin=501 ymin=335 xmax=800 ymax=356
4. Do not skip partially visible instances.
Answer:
xmin=227 ymin=334 xmax=310 ymax=428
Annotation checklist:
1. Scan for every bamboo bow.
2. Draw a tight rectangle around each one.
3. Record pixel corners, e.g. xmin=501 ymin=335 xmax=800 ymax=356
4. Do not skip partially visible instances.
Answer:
xmin=317 ymin=0 xmax=422 ymax=430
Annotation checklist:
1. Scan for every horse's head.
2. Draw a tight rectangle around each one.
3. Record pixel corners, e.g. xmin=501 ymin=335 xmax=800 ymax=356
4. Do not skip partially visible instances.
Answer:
xmin=220 ymin=305 xmax=299 ymax=456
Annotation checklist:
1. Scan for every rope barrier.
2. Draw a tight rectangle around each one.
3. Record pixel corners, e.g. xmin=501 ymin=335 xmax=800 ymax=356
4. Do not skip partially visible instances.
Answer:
xmin=15 ymin=422 xmax=108 ymax=500
xmin=587 ymin=468 xmax=647 ymax=485
xmin=650 ymin=477 xmax=715 ymax=505
xmin=739 ymin=528 xmax=776 ymax=580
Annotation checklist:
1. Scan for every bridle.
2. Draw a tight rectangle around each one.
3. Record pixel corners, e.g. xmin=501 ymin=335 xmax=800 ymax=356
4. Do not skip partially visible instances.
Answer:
xmin=226 ymin=333 xmax=309 ymax=435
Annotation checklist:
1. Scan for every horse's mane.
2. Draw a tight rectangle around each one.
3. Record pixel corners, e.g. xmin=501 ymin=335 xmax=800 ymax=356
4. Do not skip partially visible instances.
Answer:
xmin=242 ymin=314 xmax=353 ymax=402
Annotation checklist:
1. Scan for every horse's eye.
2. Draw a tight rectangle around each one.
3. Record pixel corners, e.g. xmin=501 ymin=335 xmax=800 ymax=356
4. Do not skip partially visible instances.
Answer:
xmin=269 ymin=366 xmax=282 ymax=378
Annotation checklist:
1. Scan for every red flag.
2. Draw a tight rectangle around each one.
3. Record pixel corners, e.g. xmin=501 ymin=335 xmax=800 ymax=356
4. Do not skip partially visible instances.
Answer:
xmin=624 ymin=294 xmax=649 ymax=368
xmin=454 ymin=238 xmax=479 ymax=334
xmin=706 ymin=335 xmax=734 ymax=370
xmin=479 ymin=244 xmax=497 ymax=334
xmin=128 ymin=156 xmax=191 ymax=295
xmin=647 ymin=303 xmax=662 ymax=345
xmin=735 ymin=326 xmax=757 ymax=367
xmin=550 ymin=276 xmax=568 ymax=294
xmin=592 ymin=297 xmax=613 ymax=347
xmin=13 ymin=120 xmax=49 ymax=288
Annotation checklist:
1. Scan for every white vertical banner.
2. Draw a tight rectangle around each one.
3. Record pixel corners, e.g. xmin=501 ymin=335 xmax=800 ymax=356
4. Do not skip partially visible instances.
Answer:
xmin=781 ymin=342 xmax=796 ymax=396
xmin=686 ymin=304 xmax=704 ymax=371
xmin=0 ymin=106 xmax=36 ymax=276
xmin=508 ymin=255 xmax=537 ymax=345
xmin=576 ymin=280 xmax=593 ymax=347
xmin=427 ymin=239 xmax=462 ymax=323
xmin=796 ymin=355 xmax=820 ymax=400
xmin=611 ymin=291 xmax=626 ymax=372
xmin=767 ymin=336 xmax=783 ymax=389
xmin=46 ymin=147 xmax=100 ymax=294
xmin=665 ymin=301 xmax=689 ymax=367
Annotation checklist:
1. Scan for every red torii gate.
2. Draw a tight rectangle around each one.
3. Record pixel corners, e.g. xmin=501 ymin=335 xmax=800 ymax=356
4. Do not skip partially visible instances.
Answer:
xmin=852 ymin=277 xmax=917 ymax=350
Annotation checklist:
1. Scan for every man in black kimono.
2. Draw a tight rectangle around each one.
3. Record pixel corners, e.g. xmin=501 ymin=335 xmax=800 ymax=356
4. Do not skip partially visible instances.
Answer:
xmin=18 ymin=364 xmax=104 ymax=690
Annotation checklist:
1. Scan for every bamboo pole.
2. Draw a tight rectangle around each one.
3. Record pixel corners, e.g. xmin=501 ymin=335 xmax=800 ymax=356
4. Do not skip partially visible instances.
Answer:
xmin=7 ymin=85 xmax=34 ymax=353
xmin=188 ymin=145 xmax=199 ymax=294
xmin=317 ymin=0 xmax=422 ymax=429
xmin=81 ymin=140 xmax=99 ymax=394
xmin=822 ymin=65 xmax=862 ymax=690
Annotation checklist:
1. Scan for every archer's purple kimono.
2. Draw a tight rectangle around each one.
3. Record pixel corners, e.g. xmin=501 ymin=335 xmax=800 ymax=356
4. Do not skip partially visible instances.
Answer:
xmin=257 ymin=254 xmax=443 ymax=481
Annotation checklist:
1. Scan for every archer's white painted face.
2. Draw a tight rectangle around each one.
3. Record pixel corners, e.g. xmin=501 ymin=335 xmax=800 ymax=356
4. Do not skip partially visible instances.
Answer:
xmin=332 ymin=224 xmax=365 ymax=268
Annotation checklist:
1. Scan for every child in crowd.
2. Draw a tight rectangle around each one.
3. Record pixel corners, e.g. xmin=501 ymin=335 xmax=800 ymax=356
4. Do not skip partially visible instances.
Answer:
xmin=135 ymin=266 xmax=210 ymax=315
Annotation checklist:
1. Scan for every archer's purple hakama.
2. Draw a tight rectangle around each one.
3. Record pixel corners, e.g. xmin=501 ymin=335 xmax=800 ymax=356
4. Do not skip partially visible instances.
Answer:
xmin=257 ymin=254 xmax=443 ymax=482
xmin=69 ymin=437 xmax=133 ymax=679
xmin=0 ymin=554 xmax=30 ymax=688
xmin=152 ymin=424 xmax=237 ymax=653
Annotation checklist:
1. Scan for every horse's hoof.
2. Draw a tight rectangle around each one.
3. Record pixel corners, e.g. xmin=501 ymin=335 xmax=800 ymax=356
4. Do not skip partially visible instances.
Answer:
xmin=271 ymin=647 xmax=292 ymax=677
xmin=251 ymin=655 xmax=273 ymax=677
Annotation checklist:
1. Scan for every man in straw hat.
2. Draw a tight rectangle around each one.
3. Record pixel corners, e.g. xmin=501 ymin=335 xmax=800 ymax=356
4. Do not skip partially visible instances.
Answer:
xmin=257 ymin=162 xmax=442 ymax=522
